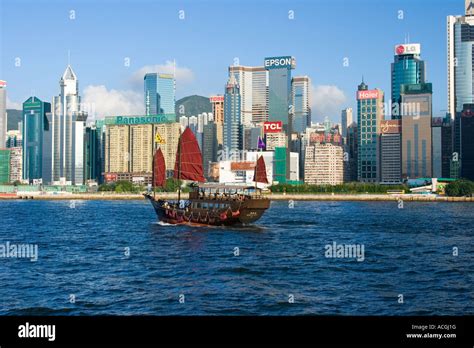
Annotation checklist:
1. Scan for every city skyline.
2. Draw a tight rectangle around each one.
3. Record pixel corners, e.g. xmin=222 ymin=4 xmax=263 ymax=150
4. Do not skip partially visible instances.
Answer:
xmin=0 ymin=0 xmax=465 ymax=122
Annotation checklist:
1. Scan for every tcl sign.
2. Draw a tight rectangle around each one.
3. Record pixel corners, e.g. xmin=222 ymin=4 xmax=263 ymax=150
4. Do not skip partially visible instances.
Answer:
xmin=263 ymin=121 xmax=283 ymax=133
xmin=357 ymin=90 xmax=379 ymax=100
xmin=394 ymin=44 xmax=421 ymax=55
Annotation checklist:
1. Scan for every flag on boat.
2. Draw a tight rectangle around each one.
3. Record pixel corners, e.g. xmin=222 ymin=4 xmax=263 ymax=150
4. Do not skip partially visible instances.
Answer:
xmin=155 ymin=133 xmax=166 ymax=144
xmin=257 ymin=136 xmax=266 ymax=150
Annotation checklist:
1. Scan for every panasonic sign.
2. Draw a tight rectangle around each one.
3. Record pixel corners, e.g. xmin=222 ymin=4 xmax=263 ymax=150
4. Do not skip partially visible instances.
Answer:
xmin=264 ymin=56 xmax=295 ymax=70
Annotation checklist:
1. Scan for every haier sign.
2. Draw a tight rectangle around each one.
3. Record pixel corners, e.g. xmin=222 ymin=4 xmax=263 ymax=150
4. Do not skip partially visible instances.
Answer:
xmin=264 ymin=56 xmax=296 ymax=70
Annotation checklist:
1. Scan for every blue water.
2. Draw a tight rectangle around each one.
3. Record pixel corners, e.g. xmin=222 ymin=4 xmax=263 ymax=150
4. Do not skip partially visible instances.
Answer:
xmin=0 ymin=199 xmax=472 ymax=315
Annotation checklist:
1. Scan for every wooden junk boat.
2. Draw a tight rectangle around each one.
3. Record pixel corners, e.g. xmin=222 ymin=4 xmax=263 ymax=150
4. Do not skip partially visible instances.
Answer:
xmin=144 ymin=126 xmax=271 ymax=226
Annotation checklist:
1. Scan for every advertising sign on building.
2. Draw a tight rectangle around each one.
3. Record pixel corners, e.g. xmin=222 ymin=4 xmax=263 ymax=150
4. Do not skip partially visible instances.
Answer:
xmin=105 ymin=173 xmax=118 ymax=183
xmin=263 ymin=121 xmax=283 ymax=133
xmin=357 ymin=89 xmax=380 ymax=100
xmin=380 ymin=120 xmax=401 ymax=134
xmin=394 ymin=44 xmax=421 ymax=56
xmin=209 ymin=96 xmax=224 ymax=103
xmin=264 ymin=56 xmax=296 ymax=70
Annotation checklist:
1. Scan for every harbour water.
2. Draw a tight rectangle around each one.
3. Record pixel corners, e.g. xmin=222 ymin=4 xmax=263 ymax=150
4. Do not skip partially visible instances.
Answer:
xmin=0 ymin=200 xmax=472 ymax=315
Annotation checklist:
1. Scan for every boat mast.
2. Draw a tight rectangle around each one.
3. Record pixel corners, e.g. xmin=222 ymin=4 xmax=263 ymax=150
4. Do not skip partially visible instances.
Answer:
xmin=177 ymin=127 xmax=182 ymax=205
xmin=152 ymin=148 xmax=156 ymax=199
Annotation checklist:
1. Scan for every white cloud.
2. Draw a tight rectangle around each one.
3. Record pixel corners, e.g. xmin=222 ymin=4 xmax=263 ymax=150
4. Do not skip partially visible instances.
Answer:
xmin=6 ymin=97 xmax=22 ymax=110
xmin=311 ymin=85 xmax=347 ymax=122
xmin=129 ymin=60 xmax=194 ymax=90
xmin=82 ymin=85 xmax=144 ymax=119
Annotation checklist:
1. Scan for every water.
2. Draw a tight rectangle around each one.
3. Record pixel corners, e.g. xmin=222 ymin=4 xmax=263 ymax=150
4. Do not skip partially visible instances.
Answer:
xmin=0 ymin=199 xmax=472 ymax=315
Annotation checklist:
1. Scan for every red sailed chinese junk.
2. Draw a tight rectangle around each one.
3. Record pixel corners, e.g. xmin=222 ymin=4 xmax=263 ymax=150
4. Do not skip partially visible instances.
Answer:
xmin=144 ymin=127 xmax=271 ymax=226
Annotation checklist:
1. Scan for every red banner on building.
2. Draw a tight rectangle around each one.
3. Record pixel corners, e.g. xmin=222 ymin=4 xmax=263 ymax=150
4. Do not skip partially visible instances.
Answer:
xmin=263 ymin=121 xmax=283 ymax=133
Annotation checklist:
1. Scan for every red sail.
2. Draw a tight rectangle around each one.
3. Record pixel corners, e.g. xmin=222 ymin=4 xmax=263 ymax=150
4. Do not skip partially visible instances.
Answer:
xmin=174 ymin=127 xmax=205 ymax=182
xmin=153 ymin=148 xmax=166 ymax=187
xmin=253 ymin=156 xmax=269 ymax=184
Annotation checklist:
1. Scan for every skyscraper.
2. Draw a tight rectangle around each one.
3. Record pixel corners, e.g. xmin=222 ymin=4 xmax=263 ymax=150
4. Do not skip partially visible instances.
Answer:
xmin=292 ymin=76 xmax=311 ymax=133
xmin=265 ymin=56 xmax=295 ymax=126
xmin=341 ymin=108 xmax=353 ymax=140
xmin=447 ymin=2 xmax=474 ymax=117
xmin=210 ymin=95 xmax=224 ymax=146
xmin=223 ymin=75 xmax=242 ymax=155
xmin=459 ymin=103 xmax=474 ymax=180
xmin=202 ymin=121 xmax=218 ymax=178
xmin=51 ymin=65 xmax=88 ymax=185
xmin=144 ymin=73 xmax=158 ymax=115
xmin=22 ymin=96 xmax=51 ymax=182
xmin=228 ymin=65 xmax=268 ymax=125
xmin=144 ymin=73 xmax=176 ymax=115
xmin=400 ymin=83 xmax=433 ymax=179
xmin=0 ymin=81 xmax=7 ymax=148
xmin=391 ymin=43 xmax=425 ymax=119
xmin=380 ymin=120 xmax=402 ymax=183
xmin=356 ymin=81 xmax=384 ymax=183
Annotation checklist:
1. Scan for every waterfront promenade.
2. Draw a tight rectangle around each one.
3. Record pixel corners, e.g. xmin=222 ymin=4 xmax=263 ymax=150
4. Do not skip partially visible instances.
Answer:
xmin=0 ymin=192 xmax=472 ymax=202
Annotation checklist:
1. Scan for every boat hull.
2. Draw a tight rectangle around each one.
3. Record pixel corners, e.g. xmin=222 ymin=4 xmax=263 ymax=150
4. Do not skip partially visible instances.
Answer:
xmin=144 ymin=194 xmax=269 ymax=226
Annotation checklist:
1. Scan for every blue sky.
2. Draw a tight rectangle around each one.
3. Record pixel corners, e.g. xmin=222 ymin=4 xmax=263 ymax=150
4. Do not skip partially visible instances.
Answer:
xmin=0 ymin=0 xmax=465 ymax=121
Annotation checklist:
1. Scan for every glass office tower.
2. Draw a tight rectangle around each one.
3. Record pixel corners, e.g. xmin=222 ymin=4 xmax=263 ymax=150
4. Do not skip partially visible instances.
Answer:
xmin=265 ymin=56 xmax=295 ymax=126
xmin=22 ymin=96 xmax=51 ymax=182
xmin=144 ymin=73 xmax=175 ymax=115
xmin=391 ymin=44 xmax=425 ymax=120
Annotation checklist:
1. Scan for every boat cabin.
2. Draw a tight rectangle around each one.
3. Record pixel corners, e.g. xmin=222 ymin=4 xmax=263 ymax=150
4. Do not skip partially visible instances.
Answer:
xmin=188 ymin=184 xmax=264 ymax=201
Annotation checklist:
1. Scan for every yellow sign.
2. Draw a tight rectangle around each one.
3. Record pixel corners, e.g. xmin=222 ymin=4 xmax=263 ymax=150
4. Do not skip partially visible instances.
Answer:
xmin=155 ymin=133 xmax=165 ymax=144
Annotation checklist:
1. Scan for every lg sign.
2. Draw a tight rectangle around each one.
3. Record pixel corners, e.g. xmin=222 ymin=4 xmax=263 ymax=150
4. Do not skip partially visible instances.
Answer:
xmin=357 ymin=90 xmax=379 ymax=100
xmin=394 ymin=44 xmax=420 ymax=55
xmin=263 ymin=121 xmax=283 ymax=133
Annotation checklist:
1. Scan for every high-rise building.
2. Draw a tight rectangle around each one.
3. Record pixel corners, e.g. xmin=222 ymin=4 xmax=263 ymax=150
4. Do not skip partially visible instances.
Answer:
xmin=202 ymin=121 xmax=218 ymax=178
xmin=22 ymin=96 xmax=51 ymax=182
xmin=401 ymin=83 xmax=433 ymax=179
xmin=0 ymin=149 xmax=11 ymax=183
xmin=51 ymin=65 xmax=88 ymax=185
xmin=292 ymin=76 xmax=311 ymax=133
xmin=228 ymin=65 xmax=268 ymax=125
xmin=104 ymin=115 xmax=179 ymax=181
xmin=84 ymin=124 xmax=102 ymax=184
xmin=6 ymin=130 xmax=22 ymax=148
xmin=432 ymin=117 xmax=444 ymax=178
xmin=380 ymin=120 xmax=402 ymax=183
xmin=223 ymin=75 xmax=242 ymax=155
xmin=304 ymin=143 xmax=344 ymax=185
xmin=391 ymin=43 xmax=425 ymax=119
xmin=440 ymin=115 xmax=454 ymax=178
xmin=0 ymin=81 xmax=7 ymax=148
xmin=210 ymin=95 xmax=224 ymax=146
xmin=144 ymin=73 xmax=158 ymax=116
xmin=9 ymin=147 xmax=22 ymax=183
xmin=243 ymin=125 xmax=262 ymax=151
xmin=144 ymin=73 xmax=176 ymax=115
xmin=341 ymin=108 xmax=353 ymax=140
xmin=459 ymin=103 xmax=474 ymax=180
xmin=447 ymin=2 xmax=474 ymax=118
xmin=356 ymin=81 xmax=384 ymax=182
xmin=344 ymin=123 xmax=358 ymax=182
xmin=273 ymin=146 xmax=299 ymax=183
xmin=265 ymin=56 xmax=296 ymax=126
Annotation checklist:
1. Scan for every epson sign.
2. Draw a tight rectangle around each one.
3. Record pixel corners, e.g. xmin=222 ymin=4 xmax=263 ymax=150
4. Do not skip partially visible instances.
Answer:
xmin=264 ymin=56 xmax=295 ymax=69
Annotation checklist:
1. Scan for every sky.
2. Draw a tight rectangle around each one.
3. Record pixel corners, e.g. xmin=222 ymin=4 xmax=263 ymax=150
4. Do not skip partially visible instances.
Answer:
xmin=0 ymin=0 xmax=466 ymax=122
